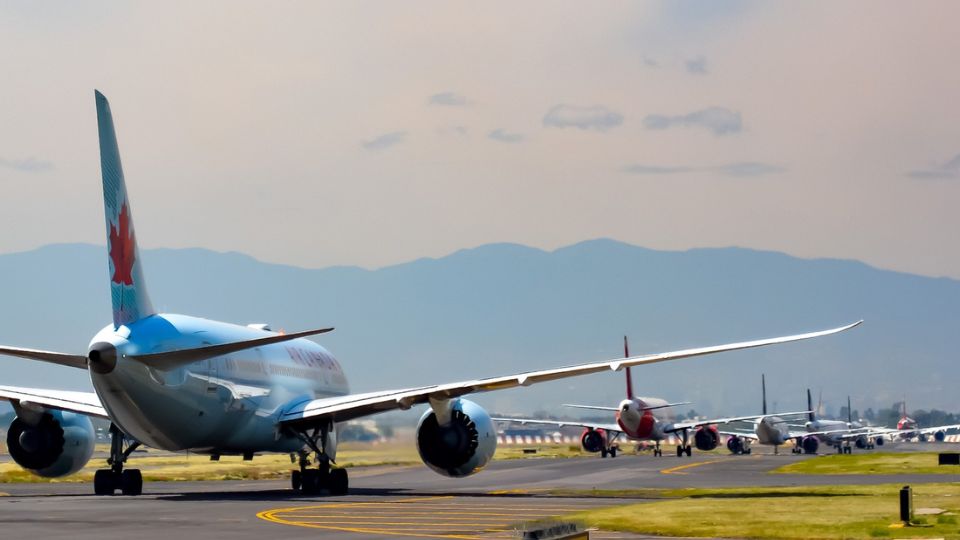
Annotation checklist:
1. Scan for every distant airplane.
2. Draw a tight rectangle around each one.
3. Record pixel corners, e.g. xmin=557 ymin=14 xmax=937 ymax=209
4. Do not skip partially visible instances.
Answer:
xmin=0 ymin=91 xmax=861 ymax=496
xmin=721 ymin=378 xmax=868 ymax=455
xmin=885 ymin=400 xmax=960 ymax=442
xmin=493 ymin=338 xmax=801 ymax=458
xmin=794 ymin=390 xmax=891 ymax=454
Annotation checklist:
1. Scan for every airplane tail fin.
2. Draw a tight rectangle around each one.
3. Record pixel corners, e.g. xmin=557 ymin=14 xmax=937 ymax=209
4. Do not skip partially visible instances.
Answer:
xmin=807 ymin=389 xmax=815 ymax=422
xmin=761 ymin=374 xmax=767 ymax=415
xmin=624 ymin=336 xmax=634 ymax=399
xmin=95 ymin=90 xmax=155 ymax=327
xmin=847 ymin=396 xmax=852 ymax=424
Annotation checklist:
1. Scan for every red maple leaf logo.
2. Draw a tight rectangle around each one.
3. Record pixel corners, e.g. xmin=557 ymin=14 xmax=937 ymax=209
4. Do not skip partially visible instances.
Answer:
xmin=109 ymin=203 xmax=136 ymax=286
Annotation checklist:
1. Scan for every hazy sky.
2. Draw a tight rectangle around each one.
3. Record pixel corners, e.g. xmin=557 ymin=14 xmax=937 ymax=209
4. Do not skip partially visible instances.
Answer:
xmin=1 ymin=2 xmax=959 ymax=277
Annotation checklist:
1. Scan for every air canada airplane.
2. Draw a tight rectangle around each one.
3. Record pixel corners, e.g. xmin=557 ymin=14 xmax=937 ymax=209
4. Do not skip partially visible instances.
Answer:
xmin=0 ymin=91 xmax=860 ymax=497
xmin=494 ymin=339 xmax=811 ymax=458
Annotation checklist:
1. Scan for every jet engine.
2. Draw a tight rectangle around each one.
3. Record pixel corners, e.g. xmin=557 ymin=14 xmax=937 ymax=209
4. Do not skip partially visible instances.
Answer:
xmin=580 ymin=429 xmax=606 ymax=453
xmin=726 ymin=435 xmax=744 ymax=454
xmin=935 ymin=431 xmax=946 ymax=442
xmin=918 ymin=433 xmax=929 ymax=442
xmin=6 ymin=410 xmax=95 ymax=478
xmin=801 ymin=436 xmax=819 ymax=454
xmin=694 ymin=426 xmax=720 ymax=451
xmin=854 ymin=435 xmax=868 ymax=449
xmin=416 ymin=398 xmax=496 ymax=478
xmin=875 ymin=436 xmax=885 ymax=446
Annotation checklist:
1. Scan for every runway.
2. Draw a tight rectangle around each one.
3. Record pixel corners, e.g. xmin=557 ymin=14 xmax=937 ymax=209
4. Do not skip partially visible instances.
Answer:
xmin=2 ymin=449 xmax=959 ymax=539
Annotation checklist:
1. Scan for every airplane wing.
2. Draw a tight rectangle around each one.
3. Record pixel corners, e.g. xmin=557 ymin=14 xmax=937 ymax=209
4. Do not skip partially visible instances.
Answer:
xmin=0 ymin=385 xmax=108 ymax=418
xmin=492 ymin=417 xmax=622 ymax=433
xmin=564 ymin=401 xmax=691 ymax=413
xmin=667 ymin=413 xmax=771 ymax=432
xmin=718 ymin=429 xmax=759 ymax=441
xmin=897 ymin=424 xmax=960 ymax=436
xmin=278 ymin=321 xmax=861 ymax=426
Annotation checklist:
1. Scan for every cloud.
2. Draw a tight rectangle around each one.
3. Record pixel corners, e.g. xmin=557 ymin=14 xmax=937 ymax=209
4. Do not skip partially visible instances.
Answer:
xmin=0 ymin=157 xmax=54 ymax=173
xmin=685 ymin=56 xmax=708 ymax=74
xmin=543 ymin=104 xmax=623 ymax=132
xmin=907 ymin=153 xmax=960 ymax=179
xmin=361 ymin=131 xmax=406 ymax=151
xmin=643 ymin=107 xmax=742 ymax=135
xmin=488 ymin=129 xmax=524 ymax=143
xmin=623 ymin=161 xmax=783 ymax=177
xmin=428 ymin=92 xmax=469 ymax=106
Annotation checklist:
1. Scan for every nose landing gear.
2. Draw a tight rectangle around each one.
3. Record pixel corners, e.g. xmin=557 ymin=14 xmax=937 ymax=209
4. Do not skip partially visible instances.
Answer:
xmin=292 ymin=423 xmax=349 ymax=496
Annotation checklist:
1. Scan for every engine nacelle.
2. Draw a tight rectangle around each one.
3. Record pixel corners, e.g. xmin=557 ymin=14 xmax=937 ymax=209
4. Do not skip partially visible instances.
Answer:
xmin=875 ymin=436 xmax=885 ymax=446
xmin=935 ymin=431 xmax=946 ymax=442
xmin=726 ymin=435 xmax=744 ymax=454
xmin=416 ymin=398 xmax=496 ymax=478
xmin=801 ymin=436 xmax=819 ymax=454
xmin=854 ymin=435 xmax=868 ymax=449
xmin=694 ymin=426 xmax=720 ymax=451
xmin=6 ymin=410 xmax=95 ymax=478
xmin=918 ymin=433 xmax=929 ymax=442
xmin=580 ymin=429 xmax=606 ymax=453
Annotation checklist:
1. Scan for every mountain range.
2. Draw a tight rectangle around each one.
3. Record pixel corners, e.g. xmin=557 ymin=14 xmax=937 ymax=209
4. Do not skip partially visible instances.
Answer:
xmin=0 ymin=240 xmax=957 ymax=419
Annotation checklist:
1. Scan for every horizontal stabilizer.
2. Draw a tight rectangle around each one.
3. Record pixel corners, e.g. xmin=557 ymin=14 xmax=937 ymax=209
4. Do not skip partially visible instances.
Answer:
xmin=126 ymin=327 xmax=334 ymax=370
xmin=0 ymin=345 xmax=87 ymax=370
xmin=642 ymin=401 xmax=691 ymax=412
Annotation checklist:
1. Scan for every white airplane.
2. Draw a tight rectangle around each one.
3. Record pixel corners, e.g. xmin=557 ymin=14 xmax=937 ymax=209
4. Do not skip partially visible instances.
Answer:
xmin=797 ymin=390 xmax=890 ymax=454
xmin=889 ymin=401 xmax=960 ymax=442
xmin=493 ymin=339 xmax=804 ymax=458
xmin=720 ymin=375 xmax=834 ymax=455
xmin=0 ymin=91 xmax=861 ymax=496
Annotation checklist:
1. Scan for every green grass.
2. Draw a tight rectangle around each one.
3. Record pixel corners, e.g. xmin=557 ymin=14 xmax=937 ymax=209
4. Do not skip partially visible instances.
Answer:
xmin=0 ymin=441 xmax=586 ymax=483
xmin=564 ymin=483 xmax=960 ymax=539
xmin=774 ymin=451 xmax=960 ymax=475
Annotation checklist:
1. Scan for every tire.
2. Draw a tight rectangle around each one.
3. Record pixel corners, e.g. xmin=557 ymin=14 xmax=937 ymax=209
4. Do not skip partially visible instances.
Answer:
xmin=301 ymin=469 xmax=322 ymax=495
xmin=609 ymin=447 xmax=617 ymax=458
xmin=600 ymin=448 xmax=608 ymax=458
xmin=743 ymin=448 xmax=752 ymax=455
xmin=685 ymin=446 xmax=692 ymax=457
xmin=329 ymin=468 xmax=348 ymax=496
xmin=291 ymin=470 xmax=302 ymax=491
xmin=120 ymin=469 xmax=143 ymax=496
xmin=94 ymin=469 xmax=115 ymax=496
xmin=676 ymin=446 xmax=683 ymax=457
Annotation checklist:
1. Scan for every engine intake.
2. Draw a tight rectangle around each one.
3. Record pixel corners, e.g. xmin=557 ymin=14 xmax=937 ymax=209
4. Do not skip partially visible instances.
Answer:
xmin=580 ymin=429 xmax=606 ymax=453
xmin=935 ymin=431 xmax=946 ymax=442
xmin=726 ymin=435 xmax=744 ymax=454
xmin=801 ymin=435 xmax=819 ymax=454
xmin=6 ymin=410 xmax=95 ymax=478
xmin=416 ymin=399 xmax=496 ymax=478
xmin=694 ymin=426 xmax=719 ymax=451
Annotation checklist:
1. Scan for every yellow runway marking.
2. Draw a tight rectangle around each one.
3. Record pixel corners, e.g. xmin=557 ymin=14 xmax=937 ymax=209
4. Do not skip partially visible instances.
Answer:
xmin=258 ymin=494 xmax=599 ymax=539
xmin=660 ymin=458 xmax=725 ymax=475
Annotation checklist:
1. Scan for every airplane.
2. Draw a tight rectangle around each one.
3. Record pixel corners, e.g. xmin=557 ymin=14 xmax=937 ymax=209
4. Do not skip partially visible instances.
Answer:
xmin=0 ymin=91 xmax=861 ymax=496
xmin=883 ymin=401 xmax=960 ymax=442
xmin=493 ymin=338 xmax=799 ymax=458
xmin=795 ymin=390 xmax=891 ymax=454
xmin=721 ymin=376 xmax=856 ymax=455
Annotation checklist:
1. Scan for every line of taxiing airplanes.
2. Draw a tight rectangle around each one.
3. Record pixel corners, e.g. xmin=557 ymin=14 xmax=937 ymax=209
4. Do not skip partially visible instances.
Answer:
xmin=0 ymin=90 xmax=915 ymax=497
xmin=494 ymin=338 xmax=960 ymax=458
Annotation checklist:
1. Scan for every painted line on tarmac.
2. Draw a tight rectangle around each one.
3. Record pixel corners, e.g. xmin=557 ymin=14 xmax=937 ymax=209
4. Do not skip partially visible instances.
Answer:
xmin=660 ymin=458 xmax=725 ymax=475
xmin=257 ymin=495 xmax=600 ymax=539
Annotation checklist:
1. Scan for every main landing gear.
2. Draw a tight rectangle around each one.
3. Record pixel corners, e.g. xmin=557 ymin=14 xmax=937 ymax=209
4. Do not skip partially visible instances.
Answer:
xmin=94 ymin=424 xmax=142 ymax=496
xmin=675 ymin=429 xmax=692 ymax=457
xmin=600 ymin=446 xmax=618 ymax=458
xmin=653 ymin=442 xmax=663 ymax=457
xmin=291 ymin=423 xmax=348 ymax=496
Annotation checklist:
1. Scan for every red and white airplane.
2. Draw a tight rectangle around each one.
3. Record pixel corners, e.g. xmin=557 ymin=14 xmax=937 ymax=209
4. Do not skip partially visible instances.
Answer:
xmin=494 ymin=338 xmax=796 ymax=457
xmin=888 ymin=401 xmax=960 ymax=442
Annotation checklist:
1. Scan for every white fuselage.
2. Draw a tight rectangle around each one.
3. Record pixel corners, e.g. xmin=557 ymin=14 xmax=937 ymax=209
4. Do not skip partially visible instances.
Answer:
xmin=88 ymin=313 xmax=349 ymax=455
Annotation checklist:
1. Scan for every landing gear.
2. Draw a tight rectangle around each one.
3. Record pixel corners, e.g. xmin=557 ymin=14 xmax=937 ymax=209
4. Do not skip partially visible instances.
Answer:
xmin=676 ymin=430 xmax=692 ymax=457
xmin=602 ymin=446 xmax=618 ymax=458
xmin=94 ymin=424 xmax=142 ymax=496
xmin=653 ymin=442 xmax=662 ymax=457
xmin=291 ymin=423 xmax=349 ymax=496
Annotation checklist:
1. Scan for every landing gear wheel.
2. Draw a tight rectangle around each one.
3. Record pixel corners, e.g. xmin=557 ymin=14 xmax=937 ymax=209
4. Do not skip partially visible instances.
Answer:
xmin=120 ymin=469 xmax=143 ymax=496
xmin=600 ymin=448 xmax=608 ymax=458
xmin=685 ymin=446 xmax=692 ymax=457
xmin=291 ymin=469 xmax=302 ymax=491
xmin=676 ymin=445 xmax=683 ymax=457
xmin=301 ymin=469 xmax=323 ymax=495
xmin=329 ymin=468 xmax=348 ymax=496
xmin=655 ymin=448 xmax=662 ymax=457
xmin=609 ymin=447 xmax=617 ymax=458
xmin=743 ymin=448 xmax=752 ymax=455
xmin=94 ymin=469 xmax=116 ymax=495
